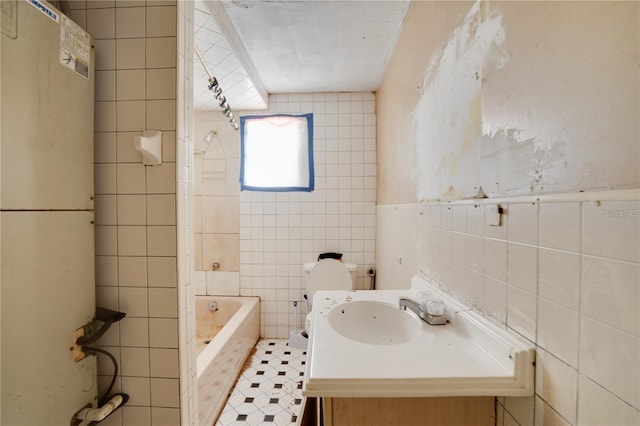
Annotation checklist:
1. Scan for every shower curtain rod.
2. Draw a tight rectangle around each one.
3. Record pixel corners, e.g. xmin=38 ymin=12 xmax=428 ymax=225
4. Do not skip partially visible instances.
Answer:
xmin=194 ymin=45 xmax=239 ymax=130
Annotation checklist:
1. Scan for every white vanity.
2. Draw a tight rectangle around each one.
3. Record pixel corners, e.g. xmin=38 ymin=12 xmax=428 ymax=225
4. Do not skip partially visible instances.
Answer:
xmin=302 ymin=276 xmax=535 ymax=425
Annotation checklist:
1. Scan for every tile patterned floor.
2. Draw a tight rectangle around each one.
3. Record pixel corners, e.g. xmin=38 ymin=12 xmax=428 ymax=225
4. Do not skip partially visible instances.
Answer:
xmin=215 ymin=339 xmax=307 ymax=426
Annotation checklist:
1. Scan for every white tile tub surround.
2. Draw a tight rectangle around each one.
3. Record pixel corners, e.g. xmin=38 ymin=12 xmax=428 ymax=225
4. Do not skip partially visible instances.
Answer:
xmin=377 ymin=189 xmax=640 ymax=426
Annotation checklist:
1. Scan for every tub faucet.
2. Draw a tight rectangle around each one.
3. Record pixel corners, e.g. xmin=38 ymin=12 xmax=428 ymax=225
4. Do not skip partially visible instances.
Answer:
xmin=398 ymin=297 xmax=448 ymax=326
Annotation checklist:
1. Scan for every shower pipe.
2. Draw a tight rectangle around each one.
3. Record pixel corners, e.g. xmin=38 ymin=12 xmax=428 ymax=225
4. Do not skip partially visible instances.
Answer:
xmin=194 ymin=45 xmax=239 ymax=130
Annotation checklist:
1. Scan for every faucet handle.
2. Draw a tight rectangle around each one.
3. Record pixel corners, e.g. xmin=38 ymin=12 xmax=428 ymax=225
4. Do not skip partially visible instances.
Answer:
xmin=425 ymin=299 xmax=445 ymax=316
xmin=416 ymin=291 xmax=431 ymax=310
xmin=417 ymin=291 xmax=444 ymax=316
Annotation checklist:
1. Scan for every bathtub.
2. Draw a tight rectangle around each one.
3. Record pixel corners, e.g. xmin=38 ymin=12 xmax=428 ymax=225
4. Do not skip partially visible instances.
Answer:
xmin=196 ymin=296 xmax=260 ymax=425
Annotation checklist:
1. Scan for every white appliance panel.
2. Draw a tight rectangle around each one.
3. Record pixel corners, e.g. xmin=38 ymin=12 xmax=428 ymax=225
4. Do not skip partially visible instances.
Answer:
xmin=1 ymin=1 xmax=98 ymax=424
xmin=1 ymin=0 xmax=94 ymax=211
xmin=1 ymin=211 xmax=97 ymax=424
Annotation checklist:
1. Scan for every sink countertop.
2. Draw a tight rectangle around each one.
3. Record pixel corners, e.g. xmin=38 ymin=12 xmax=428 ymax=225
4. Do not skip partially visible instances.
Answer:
xmin=302 ymin=276 xmax=535 ymax=398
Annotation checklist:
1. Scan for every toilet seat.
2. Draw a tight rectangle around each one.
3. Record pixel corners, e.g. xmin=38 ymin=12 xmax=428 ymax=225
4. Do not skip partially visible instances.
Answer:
xmin=305 ymin=259 xmax=353 ymax=334
xmin=306 ymin=259 xmax=353 ymax=298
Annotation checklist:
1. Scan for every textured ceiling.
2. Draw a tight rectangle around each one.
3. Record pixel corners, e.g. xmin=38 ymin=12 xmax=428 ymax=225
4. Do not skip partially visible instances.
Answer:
xmin=193 ymin=0 xmax=410 ymax=112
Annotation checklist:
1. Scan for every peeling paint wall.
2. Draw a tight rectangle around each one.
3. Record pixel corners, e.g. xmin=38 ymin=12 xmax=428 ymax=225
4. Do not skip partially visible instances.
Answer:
xmin=414 ymin=0 xmax=509 ymax=200
xmin=375 ymin=2 xmax=640 ymax=423
xmin=377 ymin=0 xmax=639 ymax=203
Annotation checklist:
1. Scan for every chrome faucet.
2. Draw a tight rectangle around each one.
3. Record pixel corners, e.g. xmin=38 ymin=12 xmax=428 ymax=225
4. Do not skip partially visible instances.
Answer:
xmin=398 ymin=297 xmax=448 ymax=325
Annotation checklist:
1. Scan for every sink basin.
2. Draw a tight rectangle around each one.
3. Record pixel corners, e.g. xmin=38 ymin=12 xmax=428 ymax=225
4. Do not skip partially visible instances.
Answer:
xmin=327 ymin=301 xmax=422 ymax=345
xmin=305 ymin=283 xmax=536 ymax=398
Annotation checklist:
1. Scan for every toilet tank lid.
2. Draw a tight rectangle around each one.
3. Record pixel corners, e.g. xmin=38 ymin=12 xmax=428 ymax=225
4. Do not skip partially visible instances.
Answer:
xmin=304 ymin=261 xmax=357 ymax=272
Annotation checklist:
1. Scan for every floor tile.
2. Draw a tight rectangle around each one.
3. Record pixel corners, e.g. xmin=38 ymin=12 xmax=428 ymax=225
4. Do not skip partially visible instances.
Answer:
xmin=215 ymin=339 xmax=307 ymax=426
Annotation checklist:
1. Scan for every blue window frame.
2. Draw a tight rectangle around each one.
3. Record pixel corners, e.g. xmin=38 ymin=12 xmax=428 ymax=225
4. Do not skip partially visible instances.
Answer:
xmin=239 ymin=113 xmax=314 ymax=192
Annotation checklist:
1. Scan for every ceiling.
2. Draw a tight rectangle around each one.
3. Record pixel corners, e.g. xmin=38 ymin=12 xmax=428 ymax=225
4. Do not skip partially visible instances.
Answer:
xmin=193 ymin=0 xmax=410 ymax=112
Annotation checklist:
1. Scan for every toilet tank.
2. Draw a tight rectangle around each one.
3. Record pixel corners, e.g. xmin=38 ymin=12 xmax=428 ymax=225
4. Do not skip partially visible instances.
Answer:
xmin=303 ymin=261 xmax=358 ymax=289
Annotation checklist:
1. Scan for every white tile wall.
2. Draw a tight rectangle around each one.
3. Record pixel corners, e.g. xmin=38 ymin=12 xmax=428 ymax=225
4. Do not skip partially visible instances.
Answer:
xmin=537 ymin=298 xmax=580 ymax=367
xmin=236 ymin=93 xmax=377 ymax=337
xmin=83 ymin=0 xmax=188 ymax=424
xmin=577 ymin=374 xmax=640 ymax=426
xmin=581 ymin=256 xmax=639 ymax=336
xmin=583 ymin=201 xmax=640 ymax=263
xmin=535 ymin=348 xmax=577 ymax=424
xmin=192 ymin=93 xmax=376 ymax=338
xmin=533 ymin=396 xmax=571 ymax=426
xmin=579 ymin=316 xmax=639 ymax=409
xmin=506 ymin=286 xmax=537 ymax=342
xmin=538 ymin=248 xmax=580 ymax=310
xmin=379 ymin=193 xmax=640 ymax=426
xmin=507 ymin=243 xmax=537 ymax=293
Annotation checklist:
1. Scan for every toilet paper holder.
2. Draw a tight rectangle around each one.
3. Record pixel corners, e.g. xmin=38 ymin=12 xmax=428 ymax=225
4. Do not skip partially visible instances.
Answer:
xmin=135 ymin=130 xmax=162 ymax=165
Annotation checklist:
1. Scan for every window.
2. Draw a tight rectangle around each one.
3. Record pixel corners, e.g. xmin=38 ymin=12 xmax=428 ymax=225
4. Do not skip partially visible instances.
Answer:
xmin=239 ymin=113 xmax=314 ymax=192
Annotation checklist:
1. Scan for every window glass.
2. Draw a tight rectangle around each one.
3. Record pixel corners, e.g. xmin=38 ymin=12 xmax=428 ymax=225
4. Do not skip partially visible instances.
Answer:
xmin=240 ymin=113 xmax=314 ymax=192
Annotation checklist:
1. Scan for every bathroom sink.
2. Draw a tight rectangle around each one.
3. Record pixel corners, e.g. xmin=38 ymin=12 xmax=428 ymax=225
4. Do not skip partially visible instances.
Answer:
xmin=304 ymin=279 xmax=536 ymax=398
xmin=327 ymin=301 xmax=422 ymax=345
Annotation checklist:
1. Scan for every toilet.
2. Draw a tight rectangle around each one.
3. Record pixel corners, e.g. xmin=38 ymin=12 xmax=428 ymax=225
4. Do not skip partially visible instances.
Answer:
xmin=303 ymin=259 xmax=358 ymax=334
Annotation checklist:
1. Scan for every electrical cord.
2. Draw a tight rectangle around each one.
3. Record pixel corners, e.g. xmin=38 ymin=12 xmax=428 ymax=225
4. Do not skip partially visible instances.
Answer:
xmin=84 ymin=346 xmax=118 ymax=406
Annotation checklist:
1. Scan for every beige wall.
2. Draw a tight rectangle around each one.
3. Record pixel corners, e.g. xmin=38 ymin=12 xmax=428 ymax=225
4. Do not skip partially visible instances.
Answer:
xmin=377 ymin=1 xmax=472 ymax=204
xmin=376 ymin=1 xmax=640 ymax=425
xmin=377 ymin=1 xmax=639 ymax=204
